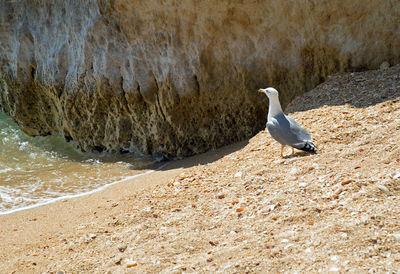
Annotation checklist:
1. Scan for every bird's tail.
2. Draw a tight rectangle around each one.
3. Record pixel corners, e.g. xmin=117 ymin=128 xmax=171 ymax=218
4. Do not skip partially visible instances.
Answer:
xmin=296 ymin=142 xmax=317 ymax=153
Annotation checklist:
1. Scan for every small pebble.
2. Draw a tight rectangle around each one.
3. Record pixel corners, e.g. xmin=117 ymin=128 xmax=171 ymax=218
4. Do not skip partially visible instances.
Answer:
xmin=329 ymin=266 xmax=340 ymax=272
xmin=340 ymin=179 xmax=354 ymax=186
xmin=114 ymin=256 xmax=122 ymax=265
xmin=126 ymin=260 xmax=137 ymax=268
xmin=391 ymin=172 xmax=400 ymax=179
xmin=173 ymin=265 xmax=186 ymax=270
xmin=217 ymin=193 xmax=226 ymax=199
xmin=330 ymin=255 xmax=339 ymax=261
xmin=284 ymin=243 xmax=293 ymax=250
xmin=334 ymin=187 xmax=344 ymax=196
xmin=377 ymin=185 xmax=390 ymax=194
xmin=390 ymin=233 xmax=400 ymax=242
xmin=234 ymin=171 xmax=242 ymax=178
xmin=380 ymin=61 xmax=390 ymax=70
xmin=305 ymin=247 xmax=313 ymax=253
xmin=268 ymin=204 xmax=278 ymax=211
xmin=118 ymin=245 xmax=127 ymax=252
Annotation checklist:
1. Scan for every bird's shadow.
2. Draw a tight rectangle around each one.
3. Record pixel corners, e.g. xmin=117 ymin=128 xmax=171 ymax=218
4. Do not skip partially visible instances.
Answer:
xmin=283 ymin=151 xmax=316 ymax=159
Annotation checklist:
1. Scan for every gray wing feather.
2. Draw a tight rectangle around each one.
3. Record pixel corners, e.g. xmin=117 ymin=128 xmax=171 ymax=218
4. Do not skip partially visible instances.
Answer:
xmin=266 ymin=114 xmax=312 ymax=147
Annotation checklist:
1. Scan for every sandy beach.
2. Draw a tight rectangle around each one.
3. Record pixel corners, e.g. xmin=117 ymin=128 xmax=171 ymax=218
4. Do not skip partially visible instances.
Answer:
xmin=0 ymin=65 xmax=399 ymax=273
xmin=0 ymin=141 xmax=247 ymax=273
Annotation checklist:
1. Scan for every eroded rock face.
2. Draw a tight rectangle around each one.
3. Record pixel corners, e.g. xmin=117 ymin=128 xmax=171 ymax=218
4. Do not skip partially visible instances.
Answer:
xmin=0 ymin=0 xmax=399 ymax=158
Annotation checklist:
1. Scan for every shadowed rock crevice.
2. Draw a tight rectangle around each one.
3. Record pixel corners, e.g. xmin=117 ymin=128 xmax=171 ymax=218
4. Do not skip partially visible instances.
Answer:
xmin=0 ymin=0 xmax=399 ymax=158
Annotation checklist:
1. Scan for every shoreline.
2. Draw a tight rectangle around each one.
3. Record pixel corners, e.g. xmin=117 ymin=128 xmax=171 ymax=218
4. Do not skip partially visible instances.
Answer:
xmin=0 ymin=140 xmax=246 ymax=217
xmin=0 ymin=162 xmax=170 ymax=216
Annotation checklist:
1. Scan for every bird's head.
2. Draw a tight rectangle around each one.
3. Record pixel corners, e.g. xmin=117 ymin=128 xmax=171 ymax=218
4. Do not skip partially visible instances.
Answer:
xmin=258 ymin=87 xmax=279 ymax=98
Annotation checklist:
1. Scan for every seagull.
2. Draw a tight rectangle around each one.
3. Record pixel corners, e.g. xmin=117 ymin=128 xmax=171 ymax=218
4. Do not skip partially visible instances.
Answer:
xmin=258 ymin=87 xmax=316 ymax=157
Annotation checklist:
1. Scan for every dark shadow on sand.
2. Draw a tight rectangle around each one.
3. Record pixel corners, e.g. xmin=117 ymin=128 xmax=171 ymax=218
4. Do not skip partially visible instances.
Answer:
xmin=282 ymin=151 xmax=316 ymax=159
xmin=153 ymin=140 xmax=249 ymax=171
xmin=285 ymin=64 xmax=400 ymax=114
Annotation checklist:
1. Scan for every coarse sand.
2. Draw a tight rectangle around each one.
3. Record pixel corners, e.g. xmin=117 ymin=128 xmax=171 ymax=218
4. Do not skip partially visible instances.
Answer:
xmin=0 ymin=65 xmax=399 ymax=273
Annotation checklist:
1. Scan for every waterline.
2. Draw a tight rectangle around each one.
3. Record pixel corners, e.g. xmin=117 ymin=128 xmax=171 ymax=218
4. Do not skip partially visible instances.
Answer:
xmin=0 ymin=111 xmax=163 ymax=214
xmin=0 ymin=162 xmax=169 ymax=216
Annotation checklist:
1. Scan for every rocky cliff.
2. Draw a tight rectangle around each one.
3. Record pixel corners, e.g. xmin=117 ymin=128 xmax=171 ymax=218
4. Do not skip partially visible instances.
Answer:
xmin=0 ymin=0 xmax=399 ymax=158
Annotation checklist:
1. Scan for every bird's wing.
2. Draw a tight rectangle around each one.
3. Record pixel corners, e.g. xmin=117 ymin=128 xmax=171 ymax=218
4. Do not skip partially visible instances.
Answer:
xmin=266 ymin=114 xmax=312 ymax=147
xmin=285 ymin=116 xmax=313 ymax=142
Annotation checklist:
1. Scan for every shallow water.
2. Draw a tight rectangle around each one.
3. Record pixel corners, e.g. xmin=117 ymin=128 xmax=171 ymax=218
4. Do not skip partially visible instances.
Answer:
xmin=0 ymin=112 xmax=159 ymax=214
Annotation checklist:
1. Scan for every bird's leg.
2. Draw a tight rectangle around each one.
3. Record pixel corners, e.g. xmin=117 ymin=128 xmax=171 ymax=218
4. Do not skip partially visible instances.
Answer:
xmin=291 ymin=147 xmax=294 ymax=155
xmin=281 ymin=145 xmax=284 ymax=158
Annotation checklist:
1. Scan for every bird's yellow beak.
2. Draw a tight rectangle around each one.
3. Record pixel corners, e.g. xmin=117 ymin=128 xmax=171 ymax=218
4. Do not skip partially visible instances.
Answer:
xmin=258 ymin=89 xmax=264 ymax=93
